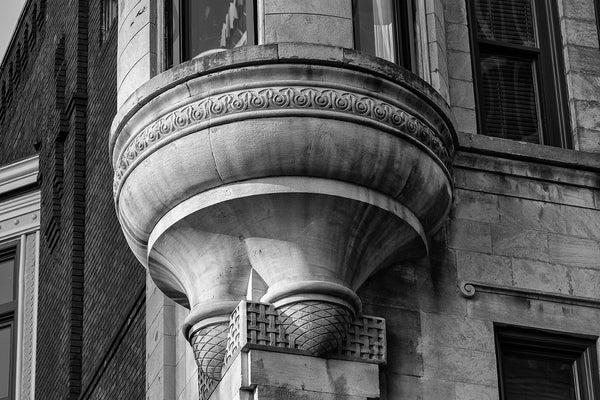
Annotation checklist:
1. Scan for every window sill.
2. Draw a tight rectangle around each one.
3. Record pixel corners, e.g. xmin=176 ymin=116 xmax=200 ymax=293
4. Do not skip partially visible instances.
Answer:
xmin=457 ymin=132 xmax=600 ymax=173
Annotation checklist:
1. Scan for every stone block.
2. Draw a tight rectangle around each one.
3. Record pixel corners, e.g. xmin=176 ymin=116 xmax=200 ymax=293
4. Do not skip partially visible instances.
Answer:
xmin=383 ymin=373 xmax=423 ymax=399
xmin=421 ymin=312 xmax=495 ymax=352
xmin=498 ymin=197 xmax=566 ymax=235
xmin=563 ymin=206 xmax=600 ymax=239
xmin=447 ymin=50 xmax=472 ymax=81
xmin=448 ymin=218 xmax=492 ymax=253
xmin=211 ymin=350 xmax=380 ymax=400
xmin=422 ymin=378 xmax=456 ymax=400
xmin=452 ymin=106 xmax=477 ymax=134
xmin=449 ymin=79 xmax=475 ymax=109
xmin=566 ymin=72 xmax=600 ymax=102
xmin=548 ymin=234 xmax=600 ymax=268
xmin=456 ymin=250 xmax=512 ymax=286
xmin=561 ymin=0 xmax=597 ymax=21
xmin=423 ymin=346 xmax=497 ymax=386
xmin=446 ymin=23 xmax=470 ymax=53
xmin=512 ymin=258 xmax=571 ymax=294
xmin=491 ymin=225 xmax=549 ymax=262
xmin=118 ymin=23 xmax=153 ymax=83
xmin=565 ymin=46 xmax=600 ymax=75
xmin=264 ymin=14 xmax=353 ymax=48
xmin=577 ymin=127 xmax=600 ymax=153
xmin=575 ymin=100 xmax=600 ymax=130
xmin=568 ymin=267 xmax=600 ymax=299
xmin=455 ymin=382 xmax=499 ymax=400
xmin=444 ymin=0 xmax=468 ymax=24
xmin=263 ymin=0 xmax=352 ymax=19
xmin=452 ymin=189 xmax=499 ymax=223
xmin=562 ymin=18 xmax=599 ymax=48
xmin=361 ymin=305 xmax=423 ymax=377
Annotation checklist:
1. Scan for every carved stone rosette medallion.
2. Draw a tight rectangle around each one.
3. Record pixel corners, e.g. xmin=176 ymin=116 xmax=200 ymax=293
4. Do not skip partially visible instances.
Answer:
xmin=110 ymin=44 xmax=457 ymax=394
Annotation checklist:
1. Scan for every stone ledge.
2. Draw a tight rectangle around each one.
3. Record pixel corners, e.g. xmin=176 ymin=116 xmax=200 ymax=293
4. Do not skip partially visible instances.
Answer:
xmin=457 ymin=132 xmax=600 ymax=173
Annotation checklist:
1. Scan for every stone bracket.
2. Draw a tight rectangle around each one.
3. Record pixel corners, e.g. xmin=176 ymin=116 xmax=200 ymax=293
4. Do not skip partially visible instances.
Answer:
xmin=199 ymin=300 xmax=387 ymax=400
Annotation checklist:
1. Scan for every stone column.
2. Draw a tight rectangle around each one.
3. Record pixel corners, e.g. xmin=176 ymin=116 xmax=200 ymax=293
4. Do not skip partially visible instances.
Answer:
xmin=117 ymin=0 xmax=158 ymax=108
xmin=259 ymin=0 xmax=354 ymax=48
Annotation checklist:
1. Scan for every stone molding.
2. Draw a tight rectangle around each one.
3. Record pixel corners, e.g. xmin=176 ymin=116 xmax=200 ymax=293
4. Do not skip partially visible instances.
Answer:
xmin=0 ymin=155 xmax=39 ymax=195
xmin=193 ymin=300 xmax=386 ymax=400
xmin=460 ymin=280 xmax=600 ymax=307
xmin=113 ymin=85 xmax=453 ymax=196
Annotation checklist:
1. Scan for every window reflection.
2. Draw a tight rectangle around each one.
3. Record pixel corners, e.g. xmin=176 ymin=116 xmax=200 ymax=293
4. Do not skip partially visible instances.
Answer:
xmin=182 ymin=0 xmax=248 ymax=60
xmin=354 ymin=0 xmax=396 ymax=63
xmin=0 ymin=258 xmax=14 ymax=305
xmin=0 ymin=325 xmax=11 ymax=399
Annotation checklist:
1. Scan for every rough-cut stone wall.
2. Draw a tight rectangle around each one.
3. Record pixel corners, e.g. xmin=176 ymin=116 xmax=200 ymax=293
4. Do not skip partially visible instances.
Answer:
xmin=559 ymin=0 xmax=600 ymax=150
xmin=359 ymin=135 xmax=600 ymax=399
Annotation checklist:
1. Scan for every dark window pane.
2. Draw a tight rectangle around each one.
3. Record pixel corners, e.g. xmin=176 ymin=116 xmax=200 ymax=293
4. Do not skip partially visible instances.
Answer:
xmin=0 ymin=258 xmax=14 ymax=304
xmin=503 ymin=352 xmax=577 ymax=400
xmin=353 ymin=0 xmax=396 ymax=63
xmin=0 ymin=325 xmax=11 ymax=398
xmin=480 ymin=52 xmax=540 ymax=143
xmin=474 ymin=0 xmax=536 ymax=46
xmin=182 ymin=0 xmax=248 ymax=60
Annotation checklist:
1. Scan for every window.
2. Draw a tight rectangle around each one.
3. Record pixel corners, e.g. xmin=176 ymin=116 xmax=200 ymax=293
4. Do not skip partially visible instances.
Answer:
xmin=164 ymin=0 xmax=256 ymax=69
xmin=0 ymin=244 xmax=18 ymax=400
xmin=496 ymin=325 xmax=600 ymax=400
xmin=352 ymin=0 xmax=419 ymax=71
xmin=102 ymin=0 xmax=117 ymax=42
xmin=469 ymin=0 xmax=571 ymax=147
xmin=0 ymin=156 xmax=40 ymax=400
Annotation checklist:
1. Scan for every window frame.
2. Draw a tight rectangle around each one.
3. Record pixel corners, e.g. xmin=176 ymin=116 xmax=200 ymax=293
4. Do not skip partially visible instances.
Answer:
xmin=467 ymin=0 xmax=572 ymax=148
xmin=352 ymin=0 xmax=418 ymax=72
xmin=101 ymin=0 xmax=118 ymax=43
xmin=0 ymin=241 xmax=20 ymax=400
xmin=495 ymin=324 xmax=600 ymax=400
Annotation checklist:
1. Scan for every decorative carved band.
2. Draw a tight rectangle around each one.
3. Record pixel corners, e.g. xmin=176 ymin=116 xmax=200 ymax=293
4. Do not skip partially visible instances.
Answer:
xmin=460 ymin=280 xmax=600 ymax=308
xmin=113 ymin=86 xmax=453 ymax=195
xmin=224 ymin=300 xmax=386 ymax=368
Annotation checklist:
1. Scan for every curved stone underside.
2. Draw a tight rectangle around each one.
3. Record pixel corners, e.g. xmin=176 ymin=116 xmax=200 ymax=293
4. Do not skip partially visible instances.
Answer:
xmin=190 ymin=322 xmax=230 ymax=381
xmin=277 ymin=300 xmax=353 ymax=355
xmin=110 ymin=45 xmax=458 ymax=378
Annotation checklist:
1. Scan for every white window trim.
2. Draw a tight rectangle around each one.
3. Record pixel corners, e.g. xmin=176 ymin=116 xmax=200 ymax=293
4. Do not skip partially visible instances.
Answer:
xmin=0 ymin=155 xmax=40 ymax=400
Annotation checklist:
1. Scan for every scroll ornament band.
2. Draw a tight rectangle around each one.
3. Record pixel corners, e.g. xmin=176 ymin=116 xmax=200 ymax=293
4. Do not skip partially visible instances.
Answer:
xmin=113 ymin=86 xmax=454 ymax=195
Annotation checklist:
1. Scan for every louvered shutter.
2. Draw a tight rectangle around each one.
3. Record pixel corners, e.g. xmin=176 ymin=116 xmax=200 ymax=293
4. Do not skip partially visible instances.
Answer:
xmin=472 ymin=0 xmax=542 ymax=143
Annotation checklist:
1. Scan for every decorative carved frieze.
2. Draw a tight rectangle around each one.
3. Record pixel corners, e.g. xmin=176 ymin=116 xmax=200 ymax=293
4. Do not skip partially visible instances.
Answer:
xmin=113 ymin=86 xmax=453 ymax=196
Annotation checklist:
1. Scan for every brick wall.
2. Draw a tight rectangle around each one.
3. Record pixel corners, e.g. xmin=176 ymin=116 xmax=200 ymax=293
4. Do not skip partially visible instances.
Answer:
xmin=0 ymin=0 xmax=145 ymax=398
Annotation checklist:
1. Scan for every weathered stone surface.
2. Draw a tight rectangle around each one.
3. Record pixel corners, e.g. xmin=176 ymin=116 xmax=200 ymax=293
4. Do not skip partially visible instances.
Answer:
xmin=455 ymin=382 xmax=499 ymax=400
xmin=263 ymin=0 xmax=352 ymax=18
xmin=452 ymin=189 xmax=499 ymax=224
xmin=264 ymin=14 xmax=353 ymax=48
xmin=448 ymin=219 xmax=492 ymax=253
xmin=491 ymin=225 xmax=549 ymax=262
xmin=512 ymin=259 xmax=571 ymax=294
xmin=498 ymin=197 xmax=566 ymax=235
xmin=449 ymin=78 xmax=475 ymax=110
xmin=421 ymin=313 xmax=495 ymax=352
xmin=423 ymin=346 xmax=497 ymax=386
xmin=548 ymin=234 xmax=600 ymax=269
xmin=456 ymin=250 xmax=512 ymax=286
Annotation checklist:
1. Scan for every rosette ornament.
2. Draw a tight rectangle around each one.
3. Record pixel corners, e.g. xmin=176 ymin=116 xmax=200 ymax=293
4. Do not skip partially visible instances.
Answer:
xmin=110 ymin=45 xmax=457 ymax=382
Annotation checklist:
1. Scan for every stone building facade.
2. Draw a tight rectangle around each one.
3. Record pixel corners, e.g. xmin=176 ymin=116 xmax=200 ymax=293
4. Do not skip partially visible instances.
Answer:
xmin=1 ymin=0 xmax=600 ymax=399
